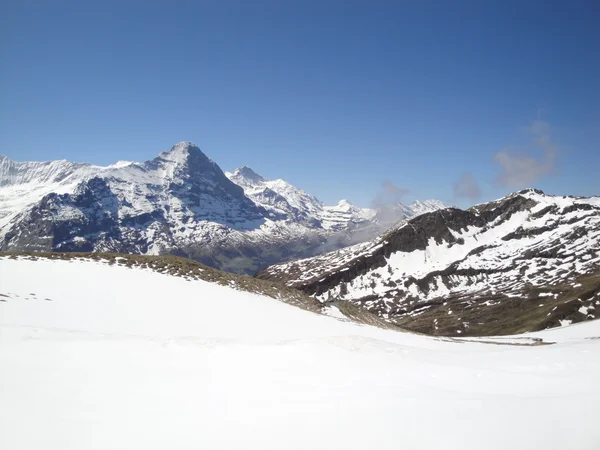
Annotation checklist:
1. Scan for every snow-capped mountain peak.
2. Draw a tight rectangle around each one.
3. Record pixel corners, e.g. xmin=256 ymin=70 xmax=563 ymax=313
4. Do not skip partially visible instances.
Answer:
xmin=156 ymin=141 xmax=208 ymax=164
xmin=152 ymin=142 xmax=215 ymax=178
xmin=334 ymin=199 xmax=355 ymax=211
xmin=408 ymin=199 xmax=449 ymax=215
xmin=229 ymin=166 xmax=266 ymax=185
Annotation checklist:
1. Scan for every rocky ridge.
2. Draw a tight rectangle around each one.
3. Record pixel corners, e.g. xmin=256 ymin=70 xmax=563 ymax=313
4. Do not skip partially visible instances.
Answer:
xmin=257 ymin=189 xmax=600 ymax=335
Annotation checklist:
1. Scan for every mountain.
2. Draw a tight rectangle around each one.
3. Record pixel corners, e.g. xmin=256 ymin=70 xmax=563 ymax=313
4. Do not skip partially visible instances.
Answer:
xmin=0 ymin=142 xmax=445 ymax=273
xmin=2 ymin=253 xmax=600 ymax=450
xmin=257 ymin=189 xmax=600 ymax=336
xmin=225 ymin=165 xmax=447 ymax=250
xmin=226 ymin=166 xmax=374 ymax=230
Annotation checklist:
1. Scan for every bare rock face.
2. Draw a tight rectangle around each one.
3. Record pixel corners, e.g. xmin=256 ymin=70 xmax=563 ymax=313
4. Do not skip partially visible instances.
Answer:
xmin=257 ymin=190 xmax=600 ymax=336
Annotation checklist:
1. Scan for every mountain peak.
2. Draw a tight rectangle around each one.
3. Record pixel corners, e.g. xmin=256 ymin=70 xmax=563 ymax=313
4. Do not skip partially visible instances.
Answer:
xmin=410 ymin=199 xmax=448 ymax=209
xmin=335 ymin=199 xmax=355 ymax=210
xmin=161 ymin=141 xmax=206 ymax=160
xmin=231 ymin=166 xmax=266 ymax=184
xmin=171 ymin=141 xmax=197 ymax=151
xmin=516 ymin=188 xmax=545 ymax=196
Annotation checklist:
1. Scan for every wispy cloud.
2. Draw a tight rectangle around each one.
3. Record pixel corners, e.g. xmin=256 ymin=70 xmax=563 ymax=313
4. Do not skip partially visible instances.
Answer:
xmin=494 ymin=120 xmax=557 ymax=188
xmin=373 ymin=180 xmax=409 ymax=207
xmin=370 ymin=180 xmax=411 ymax=226
xmin=453 ymin=172 xmax=481 ymax=202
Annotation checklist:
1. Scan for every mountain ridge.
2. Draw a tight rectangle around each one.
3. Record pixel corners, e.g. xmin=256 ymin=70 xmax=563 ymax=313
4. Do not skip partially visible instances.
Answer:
xmin=256 ymin=189 xmax=600 ymax=335
xmin=0 ymin=142 xmax=446 ymax=273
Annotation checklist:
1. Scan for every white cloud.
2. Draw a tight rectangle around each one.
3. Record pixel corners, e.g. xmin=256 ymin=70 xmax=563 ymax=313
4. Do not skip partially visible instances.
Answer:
xmin=494 ymin=120 xmax=557 ymax=188
xmin=453 ymin=172 xmax=481 ymax=201
xmin=373 ymin=180 xmax=409 ymax=206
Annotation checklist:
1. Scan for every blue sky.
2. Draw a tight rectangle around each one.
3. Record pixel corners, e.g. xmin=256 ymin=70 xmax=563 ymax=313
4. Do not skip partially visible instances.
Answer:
xmin=1 ymin=1 xmax=598 ymax=208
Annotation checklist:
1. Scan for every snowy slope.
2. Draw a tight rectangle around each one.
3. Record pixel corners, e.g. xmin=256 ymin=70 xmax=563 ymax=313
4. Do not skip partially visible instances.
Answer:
xmin=1 ymin=256 xmax=599 ymax=450
xmin=0 ymin=144 xmax=445 ymax=274
xmin=258 ymin=189 xmax=600 ymax=335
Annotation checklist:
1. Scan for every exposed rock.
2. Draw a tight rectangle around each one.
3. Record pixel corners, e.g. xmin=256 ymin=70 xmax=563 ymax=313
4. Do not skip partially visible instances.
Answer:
xmin=257 ymin=190 xmax=600 ymax=336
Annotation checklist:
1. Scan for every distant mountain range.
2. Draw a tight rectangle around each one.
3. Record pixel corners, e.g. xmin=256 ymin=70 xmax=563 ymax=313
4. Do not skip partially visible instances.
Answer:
xmin=0 ymin=142 xmax=445 ymax=273
xmin=257 ymin=189 xmax=600 ymax=336
xmin=2 ymin=143 xmax=599 ymax=337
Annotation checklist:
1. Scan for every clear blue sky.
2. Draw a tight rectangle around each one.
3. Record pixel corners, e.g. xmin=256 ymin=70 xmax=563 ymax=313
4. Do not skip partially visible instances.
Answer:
xmin=1 ymin=0 xmax=598 ymax=207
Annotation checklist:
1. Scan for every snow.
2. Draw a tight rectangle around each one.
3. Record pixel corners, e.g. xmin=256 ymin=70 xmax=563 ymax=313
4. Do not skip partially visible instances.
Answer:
xmin=226 ymin=165 xmax=444 ymax=232
xmin=1 ymin=256 xmax=600 ymax=450
xmin=1 ymin=144 xmax=273 ymax=253
xmin=408 ymin=199 xmax=449 ymax=216
xmin=1 ymin=149 xmax=445 ymax=271
xmin=226 ymin=165 xmax=375 ymax=230
xmin=0 ymin=157 xmax=100 ymax=235
xmin=275 ymin=190 xmax=600 ymax=317
xmin=386 ymin=210 xmax=530 ymax=280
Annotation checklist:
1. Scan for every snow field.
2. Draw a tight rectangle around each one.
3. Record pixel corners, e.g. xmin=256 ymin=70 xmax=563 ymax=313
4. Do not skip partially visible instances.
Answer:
xmin=1 ymin=257 xmax=599 ymax=450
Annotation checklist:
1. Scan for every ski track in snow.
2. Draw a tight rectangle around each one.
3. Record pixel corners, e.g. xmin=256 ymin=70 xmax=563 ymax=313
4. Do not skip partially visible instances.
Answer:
xmin=1 ymin=257 xmax=599 ymax=450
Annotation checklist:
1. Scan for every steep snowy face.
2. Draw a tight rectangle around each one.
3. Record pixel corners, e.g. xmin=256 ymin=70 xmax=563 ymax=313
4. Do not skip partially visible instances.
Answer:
xmin=0 ymin=155 xmax=100 ymax=230
xmin=258 ymin=190 xmax=600 ymax=336
xmin=321 ymin=199 xmax=376 ymax=231
xmin=140 ymin=142 xmax=265 ymax=226
xmin=0 ymin=155 xmax=91 ymax=187
xmin=226 ymin=165 xmax=266 ymax=186
xmin=227 ymin=165 xmax=334 ymax=226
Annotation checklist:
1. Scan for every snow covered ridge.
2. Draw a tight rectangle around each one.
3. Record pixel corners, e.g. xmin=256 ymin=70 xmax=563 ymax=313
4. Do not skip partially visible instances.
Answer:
xmin=226 ymin=165 xmax=373 ymax=230
xmin=0 ymin=143 xmax=445 ymax=274
xmin=225 ymin=165 xmax=446 ymax=231
xmin=0 ymin=252 xmax=393 ymax=329
xmin=257 ymin=189 xmax=600 ymax=336
xmin=2 ymin=256 xmax=600 ymax=450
